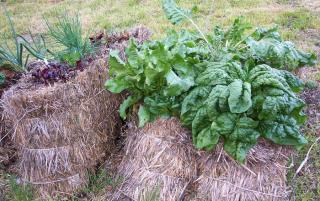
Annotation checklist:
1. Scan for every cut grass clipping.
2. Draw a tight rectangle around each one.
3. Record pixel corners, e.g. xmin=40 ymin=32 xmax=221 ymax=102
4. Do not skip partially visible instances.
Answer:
xmin=106 ymin=0 xmax=317 ymax=163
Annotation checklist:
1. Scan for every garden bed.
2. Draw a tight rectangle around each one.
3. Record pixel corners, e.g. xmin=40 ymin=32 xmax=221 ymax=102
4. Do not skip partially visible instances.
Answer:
xmin=0 ymin=26 xmax=151 ymax=199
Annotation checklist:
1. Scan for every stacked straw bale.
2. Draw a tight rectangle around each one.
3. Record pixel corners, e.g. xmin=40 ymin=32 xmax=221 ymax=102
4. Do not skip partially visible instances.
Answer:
xmin=196 ymin=140 xmax=292 ymax=201
xmin=1 ymin=59 xmax=122 ymax=198
xmin=0 ymin=27 xmax=151 ymax=198
xmin=112 ymin=118 xmax=198 ymax=201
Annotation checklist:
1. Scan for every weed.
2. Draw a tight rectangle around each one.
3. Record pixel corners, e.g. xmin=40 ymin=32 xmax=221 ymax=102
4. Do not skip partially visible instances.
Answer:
xmin=84 ymin=169 xmax=123 ymax=194
xmin=287 ymin=135 xmax=320 ymax=201
xmin=5 ymin=174 xmax=34 ymax=201
xmin=278 ymin=9 xmax=320 ymax=31
xmin=141 ymin=184 xmax=161 ymax=201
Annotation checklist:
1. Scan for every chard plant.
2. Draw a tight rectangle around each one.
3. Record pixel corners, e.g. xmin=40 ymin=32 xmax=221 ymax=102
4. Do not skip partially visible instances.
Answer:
xmin=106 ymin=0 xmax=317 ymax=163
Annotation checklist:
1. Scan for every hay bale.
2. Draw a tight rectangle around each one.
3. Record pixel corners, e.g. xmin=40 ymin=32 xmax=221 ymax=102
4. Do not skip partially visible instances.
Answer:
xmin=111 ymin=117 xmax=292 ymax=201
xmin=1 ymin=58 xmax=123 ymax=198
xmin=196 ymin=140 xmax=292 ymax=201
xmin=112 ymin=118 xmax=198 ymax=201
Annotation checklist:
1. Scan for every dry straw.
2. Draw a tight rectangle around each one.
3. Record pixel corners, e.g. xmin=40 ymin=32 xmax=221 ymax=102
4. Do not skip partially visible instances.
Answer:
xmin=110 ymin=118 xmax=198 ymax=201
xmin=196 ymin=140 xmax=293 ymax=201
xmin=111 ymin=118 xmax=293 ymax=201
xmin=0 ymin=26 xmax=151 ymax=199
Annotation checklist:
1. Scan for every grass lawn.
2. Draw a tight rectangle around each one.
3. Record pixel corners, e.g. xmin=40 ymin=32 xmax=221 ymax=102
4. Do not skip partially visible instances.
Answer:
xmin=0 ymin=0 xmax=319 ymax=200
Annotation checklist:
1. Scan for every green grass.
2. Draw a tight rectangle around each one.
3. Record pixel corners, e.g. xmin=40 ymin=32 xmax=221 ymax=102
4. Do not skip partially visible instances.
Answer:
xmin=0 ymin=0 xmax=318 ymax=40
xmin=277 ymin=9 xmax=320 ymax=31
xmin=5 ymin=174 xmax=34 ymax=201
xmin=84 ymin=169 xmax=123 ymax=194
xmin=287 ymin=136 xmax=320 ymax=201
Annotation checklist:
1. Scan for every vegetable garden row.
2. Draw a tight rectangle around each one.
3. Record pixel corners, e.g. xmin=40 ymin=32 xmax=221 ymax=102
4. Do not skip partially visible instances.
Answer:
xmin=0 ymin=0 xmax=318 ymax=200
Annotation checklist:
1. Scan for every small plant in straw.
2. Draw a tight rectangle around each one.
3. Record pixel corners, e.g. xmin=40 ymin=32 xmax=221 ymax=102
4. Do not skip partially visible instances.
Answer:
xmin=45 ymin=12 xmax=93 ymax=66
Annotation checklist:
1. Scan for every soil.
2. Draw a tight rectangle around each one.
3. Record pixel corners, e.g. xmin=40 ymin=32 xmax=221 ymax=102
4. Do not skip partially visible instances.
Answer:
xmin=298 ymin=67 xmax=320 ymax=135
xmin=296 ymin=29 xmax=320 ymax=136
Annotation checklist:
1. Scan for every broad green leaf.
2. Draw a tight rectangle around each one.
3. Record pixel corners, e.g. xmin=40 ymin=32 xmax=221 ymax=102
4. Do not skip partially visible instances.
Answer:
xmin=211 ymin=112 xmax=237 ymax=135
xmin=165 ymin=70 xmax=194 ymax=96
xmin=181 ymin=86 xmax=210 ymax=126
xmin=228 ymin=79 xmax=252 ymax=113
xmin=204 ymin=85 xmax=229 ymax=116
xmin=279 ymin=70 xmax=304 ymax=92
xmin=138 ymin=105 xmax=151 ymax=127
xmin=224 ymin=140 xmax=255 ymax=163
xmin=105 ymin=78 xmax=130 ymax=93
xmin=258 ymin=92 xmax=305 ymax=122
xmin=196 ymin=63 xmax=231 ymax=86
xmin=222 ymin=116 xmax=260 ymax=163
xmin=119 ymin=96 xmax=140 ymax=120
xmin=126 ymin=39 xmax=140 ymax=67
xmin=195 ymin=126 xmax=220 ymax=150
xmin=109 ymin=50 xmax=126 ymax=75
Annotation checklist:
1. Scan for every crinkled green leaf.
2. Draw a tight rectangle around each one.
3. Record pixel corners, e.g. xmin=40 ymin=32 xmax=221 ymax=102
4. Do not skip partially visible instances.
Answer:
xmin=224 ymin=140 xmax=255 ymax=163
xmin=260 ymin=115 xmax=307 ymax=148
xmin=192 ymin=107 xmax=210 ymax=141
xmin=204 ymin=85 xmax=229 ymax=116
xmin=181 ymin=86 xmax=211 ymax=126
xmin=211 ymin=114 xmax=260 ymax=163
xmin=258 ymin=90 xmax=306 ymax=123
xmin=246 ymin=37 xmax=316 ymax=70
xmin=278 ymin=70 xmax=304 ymax=92
xmin=228 ymin=79 xmax=252 ymax=113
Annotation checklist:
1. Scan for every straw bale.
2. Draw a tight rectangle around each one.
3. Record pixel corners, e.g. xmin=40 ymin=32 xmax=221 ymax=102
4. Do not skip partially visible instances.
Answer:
xmin=111 ymin=118 xmax=198 ymax=201
xmin=195 ymin=140 xmax=293 ymax=201
xmin=110 ymin=117 xmax=292 ymax=201
xmin=1 ymin=58 xmax=122 ymax=198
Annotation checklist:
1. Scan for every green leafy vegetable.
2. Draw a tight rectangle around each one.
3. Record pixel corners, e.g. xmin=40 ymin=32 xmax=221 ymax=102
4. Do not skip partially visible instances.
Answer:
xmin=0 ymin=72 xmax=5 ymax=86
xmin=106 ymin=1 xmax=316 ymax=163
